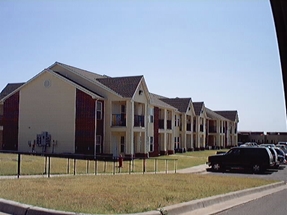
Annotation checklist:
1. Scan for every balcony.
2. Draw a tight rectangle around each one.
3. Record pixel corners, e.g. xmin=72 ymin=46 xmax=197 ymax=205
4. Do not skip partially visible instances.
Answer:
xmin=112 ymin=114 xmax=126 ymax=126
xmin=167 ymin=120 xmax=172 ymax=129
xmin=200 ymin=125 xmax=204 ymax=132
xmin=134 ymin=115 xmax=144 ymax=127
xmin=159 ymin=119 xmax=164 ymax=129
xmin=187 ymin=123 xmax=191 ymax=131
xmin=209 ymin=126 xmax=217 ymax=133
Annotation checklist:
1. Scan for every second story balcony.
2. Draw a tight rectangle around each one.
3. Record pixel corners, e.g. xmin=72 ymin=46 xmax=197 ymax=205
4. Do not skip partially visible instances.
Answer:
xmin=209 ymin=126 xmax=217 ymax=133
xmin=167 ymin=120 xmax=172 ymax=129
xmin=200 ymin=125 xmax=204 ymax=132
xmin=134 ymin=115 xmax=144 ymax=127
xmin=158 ymin=119 xmax=172 ymax=130
xmin=187 ymin=123 xmax=191 ymax=131
xmin=159 ymin=119 xmax=164 ymax=129
xmin=112 ymin=114 xmax=126 ymax=126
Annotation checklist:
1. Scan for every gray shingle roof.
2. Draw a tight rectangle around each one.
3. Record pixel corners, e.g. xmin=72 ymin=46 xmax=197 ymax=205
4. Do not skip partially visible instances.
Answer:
xmin=214 ymin=110 xmax=238 ymax=122
xmin=0 ymin=83 xmax=25 ymax=100
xmin=160 ymin=97 xmax=192 ymax=113
xmin=193 ymin=102 xmax=204 ymax=116
xmin=97 ymin=76 xmax=143 ymax=98
xmin=206 ymin=108 xmax=229 ymax=121
xmin=149 ymin=93 xmax=177 ymax=109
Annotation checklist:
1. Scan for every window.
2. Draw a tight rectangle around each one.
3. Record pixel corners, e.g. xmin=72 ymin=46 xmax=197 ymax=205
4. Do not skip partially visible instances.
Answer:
xmin=149 ymin=136 xmax=154 ymax=152
xmin=174 ymin=137 xmax=179 ymax=149
xmin=149 ymin=108 xmax=154 ymax=123
xmin=120 ymin=136 xmax=125 ymax=153
xmin=150 ymin=115 xmax=154 ymax=123
xmin=96 ymin=135 xmax=102 ymax=153
xmin=97 ymin=101 xmax=102 ymax=120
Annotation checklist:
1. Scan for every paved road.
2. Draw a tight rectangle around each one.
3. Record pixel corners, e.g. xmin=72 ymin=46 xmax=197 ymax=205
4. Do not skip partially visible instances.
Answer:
xmin=204 ymin=164 xmax=287 ymax=215
xmin=215 ymin=189 xmax=287 ymax=215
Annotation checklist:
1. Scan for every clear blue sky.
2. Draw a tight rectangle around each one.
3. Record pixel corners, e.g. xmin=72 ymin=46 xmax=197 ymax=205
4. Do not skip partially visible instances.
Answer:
xmin=0 ymin=0 xmax=286 ymax=132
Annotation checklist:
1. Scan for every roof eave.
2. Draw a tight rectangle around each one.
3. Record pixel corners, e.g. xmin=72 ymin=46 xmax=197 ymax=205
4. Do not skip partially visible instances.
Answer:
xmin=52 ymin=62 xmax=122 ymax=98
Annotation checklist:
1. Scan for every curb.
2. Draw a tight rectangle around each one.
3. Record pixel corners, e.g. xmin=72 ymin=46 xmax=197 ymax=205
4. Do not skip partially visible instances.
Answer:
xmin=0 ymin=181 xmax=285 ymax=215
xmin=121 ymin=181 xmax=286 ymax=215
xmin=162 ymin=181 xmax=286 ymax=215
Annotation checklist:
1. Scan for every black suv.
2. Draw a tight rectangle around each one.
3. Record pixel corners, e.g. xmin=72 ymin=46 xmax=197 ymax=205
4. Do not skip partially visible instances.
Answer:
xmin=206 ymin=146 xmax=274 ymax=173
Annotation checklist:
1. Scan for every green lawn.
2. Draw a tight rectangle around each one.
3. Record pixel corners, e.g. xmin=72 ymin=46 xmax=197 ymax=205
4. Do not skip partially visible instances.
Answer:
xmin=0 ymin=150 xmax=276 ymax=214
xmin=0 ymin=173 xmax=276 ymax=214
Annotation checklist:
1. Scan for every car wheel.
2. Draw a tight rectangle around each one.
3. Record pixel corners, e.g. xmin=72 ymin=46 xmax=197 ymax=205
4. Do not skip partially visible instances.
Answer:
xmin=212 ymin=163 xmax=221 ymax=172
xmin=252 ymin=164 xmax=261 ymax=173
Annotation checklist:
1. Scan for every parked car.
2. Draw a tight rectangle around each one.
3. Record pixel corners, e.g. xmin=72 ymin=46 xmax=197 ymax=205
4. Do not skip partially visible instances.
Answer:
xmin=260 ymin=144 xmax=285 ymax=164
xmin=277 ymin=141 xmax=287 ymax=146
xmin=206 ymin=146 xmax=274 ymax=173
xmin=260 ymin=144 xmax=280 ymax=168
xmin=240 ymin=142 xmax=258 ymax=147
xmin=274 ymin=147 xmax=286 ymax=164
xmin=276 ymin=144 xmax=287 ymax=159
xmin=260 ymin=144 xmax=276 ymax=148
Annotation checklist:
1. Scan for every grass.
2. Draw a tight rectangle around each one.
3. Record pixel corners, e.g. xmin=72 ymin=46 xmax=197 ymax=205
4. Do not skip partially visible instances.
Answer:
xmin=0 ymin=150 xmax=218 ymax=176
xmin=0 ymin=150 xmax=276 ymax=214
xmin=0 ymin=174 xmax=276 ymax=214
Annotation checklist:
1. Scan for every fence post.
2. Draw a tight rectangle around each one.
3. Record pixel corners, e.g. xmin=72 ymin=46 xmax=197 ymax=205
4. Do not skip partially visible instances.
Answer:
xmin=174 ymin=159 xmax=177 ymax=173
xmin=113 ymin=158 xmax=116 ymax=175
xmin=104 ymin=159 xmax=107 ymax=173
xmin=95 ymin=160 xmax=98 ymax=175
xmin=165 ymin=159 xmax=167 ymax=174
xmin=17 ymin=153 xmax=21 ymax=178
xmin=73 ymin=159 xmax=76 ymax=175
xmin=67 ymin=158 xmax=70 ymax=174
xmin=86 ymin=160 xmax=89 ymax=174
xmin=48 ymin=156 xmax=51 ymax=178
xmin=156 ymin=159 xmax=158 ymax=174
xmin=129 ymin=159 xmax=131 ymax=174
xmin=44 ymin=156 xmax=47 ymax=175
xmin=143 ymin=158 xmax=146 ymax=174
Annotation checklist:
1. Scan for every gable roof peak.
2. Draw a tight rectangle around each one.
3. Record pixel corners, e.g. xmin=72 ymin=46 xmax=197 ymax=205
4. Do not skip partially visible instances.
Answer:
xmin=158 ymin=97 xmax=193 ymax=113
xmin=193 ymin=101 xmax=205 ymax=116
xmin=214 ymin=110 xmax=238 ymax=122
xmin=96 ymin=75 xmax=144 ymax=98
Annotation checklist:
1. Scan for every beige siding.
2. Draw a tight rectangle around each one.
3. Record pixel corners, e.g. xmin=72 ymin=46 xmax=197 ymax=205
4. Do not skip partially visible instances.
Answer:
xmin=18 ymin=72 xmax=76 ymax=153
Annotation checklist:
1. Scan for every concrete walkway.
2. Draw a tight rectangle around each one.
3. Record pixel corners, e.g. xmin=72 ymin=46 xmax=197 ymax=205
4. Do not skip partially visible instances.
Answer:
xmin=0 ymin=164 xmax=286 ymax=215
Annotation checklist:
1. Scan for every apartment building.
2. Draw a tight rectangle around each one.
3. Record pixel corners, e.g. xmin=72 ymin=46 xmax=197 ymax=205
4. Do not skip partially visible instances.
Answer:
xmin=0 ymin=62 xmax=239 ymax=158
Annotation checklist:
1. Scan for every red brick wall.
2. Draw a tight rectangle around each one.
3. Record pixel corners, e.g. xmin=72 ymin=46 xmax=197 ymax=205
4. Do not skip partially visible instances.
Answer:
xmin=149 ymin=107 xmax=159 ymax=157
xmin=75 ymin=90 xmax=95 ymax=155
xmin=3 ymin=92 xmax=19 ymax=151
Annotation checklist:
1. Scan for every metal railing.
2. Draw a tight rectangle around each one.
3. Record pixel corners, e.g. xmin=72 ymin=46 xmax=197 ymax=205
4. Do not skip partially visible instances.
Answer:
xmin=0 ymin=151 xmax=178 ymax=178
xmin=111 ymin=114 xmax=126 ymax=126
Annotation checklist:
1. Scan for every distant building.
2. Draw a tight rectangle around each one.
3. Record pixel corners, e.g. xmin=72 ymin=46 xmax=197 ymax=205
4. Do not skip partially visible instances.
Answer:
xmin=238 ymin=131 xmax=287 ymax=144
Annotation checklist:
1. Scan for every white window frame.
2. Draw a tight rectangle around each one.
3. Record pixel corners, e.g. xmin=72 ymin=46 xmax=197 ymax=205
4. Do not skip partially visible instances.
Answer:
xmin=97 ymin=101 xmax=102 ymax=120
xmin=149 ymin=136 xmax=154 ymax=152
xmin=96 ymin=135 xmax=102 ymax=153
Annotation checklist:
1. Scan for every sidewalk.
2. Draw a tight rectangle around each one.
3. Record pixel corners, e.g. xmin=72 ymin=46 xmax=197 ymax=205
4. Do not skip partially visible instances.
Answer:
xmin=176 ymin=164 xmax=208 ymax=174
